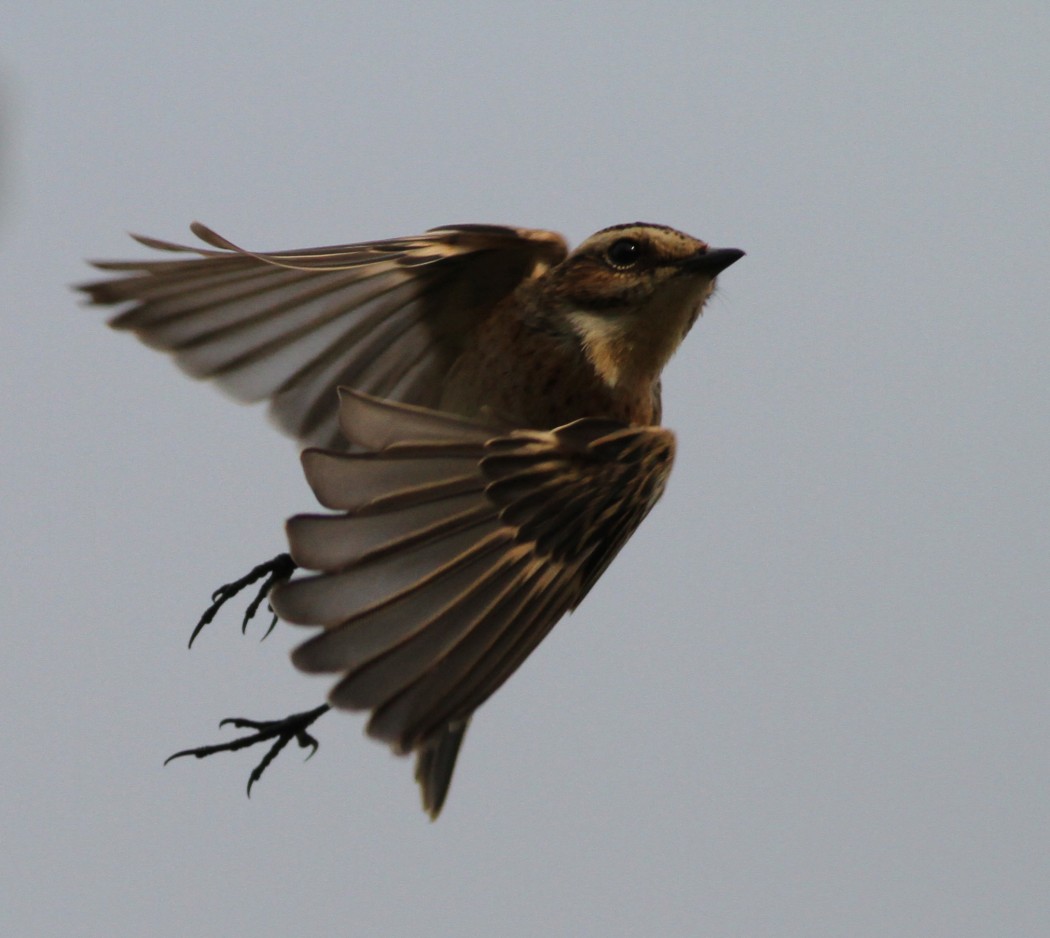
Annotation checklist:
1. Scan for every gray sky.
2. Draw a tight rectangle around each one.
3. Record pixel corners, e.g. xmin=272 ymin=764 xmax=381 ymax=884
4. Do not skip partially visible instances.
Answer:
xmin=4 ymin=4 xmax=1047 ymax=936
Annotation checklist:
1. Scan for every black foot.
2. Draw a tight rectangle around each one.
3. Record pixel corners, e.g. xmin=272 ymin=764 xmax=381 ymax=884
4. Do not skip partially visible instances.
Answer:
xmin=188 ymin=552 xmax=297 ymax=647
xmin=165 ymin=704 xmax=332 ymax=796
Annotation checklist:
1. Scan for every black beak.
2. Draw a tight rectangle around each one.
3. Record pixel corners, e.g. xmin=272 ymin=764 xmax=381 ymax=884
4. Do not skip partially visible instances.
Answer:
xmin=681 ymin=246 xmax=745 ymax=276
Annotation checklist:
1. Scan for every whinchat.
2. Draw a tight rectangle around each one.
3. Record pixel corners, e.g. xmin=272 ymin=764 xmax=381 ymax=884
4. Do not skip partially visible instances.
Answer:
xmin=82 ymin=221 xmax=744 ymax=817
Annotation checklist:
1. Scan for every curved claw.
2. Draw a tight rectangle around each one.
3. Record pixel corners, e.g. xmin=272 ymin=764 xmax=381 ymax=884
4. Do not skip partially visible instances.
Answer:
xmin=188 ymin=553 xmax=297 ymax=647
xmin=165 ymin=704 xmax=331 ymax=796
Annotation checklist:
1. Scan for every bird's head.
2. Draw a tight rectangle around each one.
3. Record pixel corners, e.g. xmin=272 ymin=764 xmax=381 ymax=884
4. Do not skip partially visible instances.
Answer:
xmin=535 ymin=223 xmax=744 ymax=388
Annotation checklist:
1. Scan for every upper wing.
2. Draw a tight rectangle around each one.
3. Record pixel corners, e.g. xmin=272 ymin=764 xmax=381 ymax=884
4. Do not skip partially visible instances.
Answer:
xmin=80 ymin=222 xmax=567 ymax=447
xmin=270 ymin=390 xmax=676 ymax=756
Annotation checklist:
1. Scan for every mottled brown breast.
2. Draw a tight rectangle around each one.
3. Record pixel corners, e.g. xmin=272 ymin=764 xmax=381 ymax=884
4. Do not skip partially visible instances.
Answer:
xmin=440 ymin=298 xmax=660 ymax=429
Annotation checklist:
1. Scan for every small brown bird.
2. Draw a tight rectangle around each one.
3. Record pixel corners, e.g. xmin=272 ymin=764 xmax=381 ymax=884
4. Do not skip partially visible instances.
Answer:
xmin=82 ymin=221 xmax=743 ymax=817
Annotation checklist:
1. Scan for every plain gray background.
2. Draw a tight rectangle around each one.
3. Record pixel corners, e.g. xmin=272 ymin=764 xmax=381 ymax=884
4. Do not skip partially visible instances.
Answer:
xmin=4 ymin=5 xmax=1047 ymax=936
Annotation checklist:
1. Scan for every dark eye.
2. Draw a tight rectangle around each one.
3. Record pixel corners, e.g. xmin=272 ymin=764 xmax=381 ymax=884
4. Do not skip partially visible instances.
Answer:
xmin=605 ymin=238 xmax=642 ymax=268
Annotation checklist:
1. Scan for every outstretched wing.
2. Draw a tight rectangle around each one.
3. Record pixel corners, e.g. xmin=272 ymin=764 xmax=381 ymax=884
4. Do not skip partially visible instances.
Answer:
xmin=270 ymin=390 xmax=676 ymax=759
xmin=80 ymin=223 xmax=568 ymax=447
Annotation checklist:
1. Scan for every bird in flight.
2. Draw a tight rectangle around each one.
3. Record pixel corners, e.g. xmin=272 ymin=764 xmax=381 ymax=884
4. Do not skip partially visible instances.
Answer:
xmin=82 ymin=220 xmax=744 ymax=817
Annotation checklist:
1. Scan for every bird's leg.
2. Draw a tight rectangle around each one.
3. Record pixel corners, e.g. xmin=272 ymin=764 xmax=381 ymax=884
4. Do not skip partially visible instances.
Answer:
xmin=188 ymin=552 xmax=298 ymax=647
xmin=165 ymin=704 xmax=332 ymax=796
xmin=172 ymin=553 xmax=316 ymax=794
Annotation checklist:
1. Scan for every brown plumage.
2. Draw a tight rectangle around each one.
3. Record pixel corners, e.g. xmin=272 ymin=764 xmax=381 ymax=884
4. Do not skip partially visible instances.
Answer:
xmin=82 ymin=220 xmax=743 ymax=817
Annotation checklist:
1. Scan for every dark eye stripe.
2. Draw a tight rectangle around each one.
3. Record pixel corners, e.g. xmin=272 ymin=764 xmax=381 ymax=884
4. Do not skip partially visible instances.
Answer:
xmin=570 ymin=292 xmax=634 ymax=311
